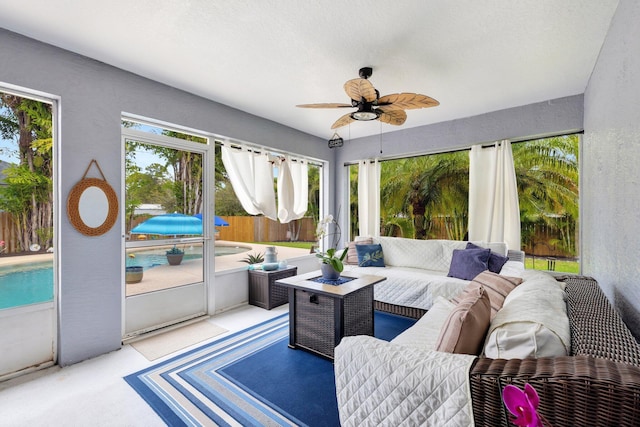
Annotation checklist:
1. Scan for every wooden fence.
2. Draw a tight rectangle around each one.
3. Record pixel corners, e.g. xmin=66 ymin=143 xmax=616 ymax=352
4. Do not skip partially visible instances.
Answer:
xmin=0 ymin=212 xmax=18 ymax=253
xmin=217 ymin=216 xmax=316 ymax=243
xmin=127 ymin=215 xmax=317 ymax=243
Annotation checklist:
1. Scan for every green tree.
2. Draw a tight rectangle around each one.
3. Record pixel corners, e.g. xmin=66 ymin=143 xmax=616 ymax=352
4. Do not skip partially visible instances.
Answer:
xmin=0 ymin=94 xmax=53 ymax=251
xmin=380 ymin=151 xmax=468 ymax=240
xmin=371 ymin=135 xmax=578 ymax=253
xmin=513 ymin=135 xmax=579 ymax=255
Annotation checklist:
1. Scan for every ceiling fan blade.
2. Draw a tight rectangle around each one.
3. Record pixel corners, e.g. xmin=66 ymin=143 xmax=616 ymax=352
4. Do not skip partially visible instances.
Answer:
xmin=344 ymin=78 xmax=377 ymax=102
xmin=378 ymin=93 xmax=439 ymax=110
xmin=378 ymin=109 xmax=407 ymax=126
xmin=296 ymin=103 xmax=353 ymax=108
xmin=331 ymin=113 xmax=355 ymax=129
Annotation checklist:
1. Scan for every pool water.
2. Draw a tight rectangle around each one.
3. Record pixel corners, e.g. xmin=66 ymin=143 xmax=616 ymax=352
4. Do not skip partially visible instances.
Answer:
xmin=2 ymin=245 xmax=249 ymax=310
xmin=0 ymin=262 xmax=54 ymax=310
xmin=126 ymin=251 xmax=203 ymax=270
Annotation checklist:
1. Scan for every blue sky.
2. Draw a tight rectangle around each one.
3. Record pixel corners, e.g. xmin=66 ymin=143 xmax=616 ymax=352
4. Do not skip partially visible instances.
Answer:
xmin=0 ymin=137 xmax=18 ymax=164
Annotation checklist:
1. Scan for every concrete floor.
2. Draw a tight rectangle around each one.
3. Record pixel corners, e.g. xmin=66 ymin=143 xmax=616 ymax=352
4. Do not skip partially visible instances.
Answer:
xmin=0 ymin=303 xmax=289 ymax=426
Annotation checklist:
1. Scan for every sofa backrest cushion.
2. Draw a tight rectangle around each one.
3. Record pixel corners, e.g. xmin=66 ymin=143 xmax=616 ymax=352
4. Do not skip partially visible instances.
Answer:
xmin=375 ymin=236 xmax=467 ymax=270
xmin=453 ymin=271 xmax=523 ymax=319
xmin=483 ymin=242 xmax=507 ymax=256
xmin=345 ymin=237 xmax=373 ymax=265
xmin=435 ymin=284 xmax=491 ymax=355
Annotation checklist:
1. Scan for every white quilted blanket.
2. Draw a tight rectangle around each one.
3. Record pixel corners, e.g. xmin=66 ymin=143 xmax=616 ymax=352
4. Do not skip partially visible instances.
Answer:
xmin=343 ymin=265 xmax=470 ymax=309
xmin=335 ymin=336 xmax=476 ymax=426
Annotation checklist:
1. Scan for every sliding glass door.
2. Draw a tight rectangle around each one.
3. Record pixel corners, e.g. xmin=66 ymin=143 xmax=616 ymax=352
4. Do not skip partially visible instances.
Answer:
xmin=122 ymin=126 xmax=211 ymax=339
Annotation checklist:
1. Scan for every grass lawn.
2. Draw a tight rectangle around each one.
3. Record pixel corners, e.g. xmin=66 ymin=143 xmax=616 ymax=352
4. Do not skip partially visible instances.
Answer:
xmin=525 ymin=257 xmax=580 ymax=274
xmin=257 ymin=241 xmax=315 ymax=250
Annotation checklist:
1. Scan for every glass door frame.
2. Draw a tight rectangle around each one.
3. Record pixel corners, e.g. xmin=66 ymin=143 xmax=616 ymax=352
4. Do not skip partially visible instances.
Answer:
xmin=121 ymin=126 xmax=212 ymax=339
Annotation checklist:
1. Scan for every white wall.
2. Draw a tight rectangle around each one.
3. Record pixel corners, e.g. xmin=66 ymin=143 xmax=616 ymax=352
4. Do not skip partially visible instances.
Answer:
xmin=0 ymin=28 xmax=328 ymax=365
xmin=583 ymin=0 xmax=640 ymax=338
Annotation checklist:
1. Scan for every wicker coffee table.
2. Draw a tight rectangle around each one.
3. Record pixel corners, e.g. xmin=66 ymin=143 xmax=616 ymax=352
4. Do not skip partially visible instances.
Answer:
xmin=275 ymin=270 xmax=386 ymax=359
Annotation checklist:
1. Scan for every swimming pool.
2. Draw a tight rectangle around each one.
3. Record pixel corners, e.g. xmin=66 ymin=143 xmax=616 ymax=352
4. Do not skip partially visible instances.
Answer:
xmin=1 ymin=245 xmax=250 ymax=310
xmin=0 ymin=262 xmax=54 ymax=310
xmin=125 ymin=245 xmax=248 ymax=270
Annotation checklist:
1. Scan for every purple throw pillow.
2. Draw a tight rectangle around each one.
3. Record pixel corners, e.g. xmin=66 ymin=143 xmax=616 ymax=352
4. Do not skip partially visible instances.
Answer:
xmin=447 ymin=248 xmax=491 ymax=280
xmin=466 ymin=242 xmax=509 ymax=273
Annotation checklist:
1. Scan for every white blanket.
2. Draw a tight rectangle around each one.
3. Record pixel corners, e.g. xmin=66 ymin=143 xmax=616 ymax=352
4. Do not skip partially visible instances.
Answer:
xmin=335 ymin=336 xmax=476 ymax=427
xmin=343 ymin=265 xmax=470 ymax=309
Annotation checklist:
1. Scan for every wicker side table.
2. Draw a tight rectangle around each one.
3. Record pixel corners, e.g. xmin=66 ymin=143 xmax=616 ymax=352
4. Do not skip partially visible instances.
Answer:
xmin=248 ymin=266 xmax=297 ymax=310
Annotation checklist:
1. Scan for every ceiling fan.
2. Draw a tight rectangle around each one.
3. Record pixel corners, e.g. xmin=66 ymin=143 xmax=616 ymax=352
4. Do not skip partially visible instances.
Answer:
xmin=296 ymin=67 xmax=439 ymax=129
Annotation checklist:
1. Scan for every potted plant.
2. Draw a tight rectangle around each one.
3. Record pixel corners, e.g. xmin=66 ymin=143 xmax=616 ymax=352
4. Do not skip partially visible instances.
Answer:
xmin=166 ymin=245 xmax=185 ymax=265
xmin=240 ymin=252 xmax=265 ymax=265
xmin=315 ymin=214 xmax=347 ymax=280
xmin=125 ymin=266 xmax=144 ymax=283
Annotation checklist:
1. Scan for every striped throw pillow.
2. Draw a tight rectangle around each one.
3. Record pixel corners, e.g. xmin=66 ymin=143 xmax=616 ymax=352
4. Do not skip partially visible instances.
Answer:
xmin=435 ymin=284 xmax=491 ymax=355
xmin=452 ymin=271 xmax=523 ymax=319
xmin=345 ymin=238 xmax=373 ymax=265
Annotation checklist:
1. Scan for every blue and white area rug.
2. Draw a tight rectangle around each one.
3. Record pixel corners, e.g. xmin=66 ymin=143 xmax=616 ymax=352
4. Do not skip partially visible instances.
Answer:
xmin=125 ymin=311 xmax=415 ymax=427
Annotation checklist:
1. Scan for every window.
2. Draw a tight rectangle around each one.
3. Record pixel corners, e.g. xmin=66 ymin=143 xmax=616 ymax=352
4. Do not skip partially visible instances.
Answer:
xmin=348 ymin=134 xmax=580 ymax=273
xmin=213 ymin=142 xmax=321 ymax=269
xmin=0 ymin=91 xmax=55 ymax=308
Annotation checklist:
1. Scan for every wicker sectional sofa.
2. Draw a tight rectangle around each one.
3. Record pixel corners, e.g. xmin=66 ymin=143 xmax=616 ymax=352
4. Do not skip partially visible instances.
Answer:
xmin=342 ymin=236 xmax=525 ymax=319
xmin=335 ymin=274 xmax=640 ymax=426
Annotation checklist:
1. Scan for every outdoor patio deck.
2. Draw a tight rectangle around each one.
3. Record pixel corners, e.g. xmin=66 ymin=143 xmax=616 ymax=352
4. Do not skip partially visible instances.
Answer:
xmin=126 ymin=241 xmax=310 ymax=295
xmin=0 ymin=241 xmax=311 ymax=296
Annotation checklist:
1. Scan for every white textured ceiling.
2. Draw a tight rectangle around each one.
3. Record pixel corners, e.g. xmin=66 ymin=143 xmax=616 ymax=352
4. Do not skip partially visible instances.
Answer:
xmin=0 ymin=0 xmax=619 ymax=140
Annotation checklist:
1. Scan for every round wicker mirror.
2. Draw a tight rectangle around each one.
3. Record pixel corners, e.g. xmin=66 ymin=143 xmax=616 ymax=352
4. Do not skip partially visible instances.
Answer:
xmin=67 ymin=177 xmax=118 ymax=236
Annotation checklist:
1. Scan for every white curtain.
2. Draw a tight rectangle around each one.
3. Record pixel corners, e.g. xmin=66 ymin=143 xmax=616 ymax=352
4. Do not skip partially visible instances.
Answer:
xmin=277 ymin=156 xmax=308 ymax=223
xmin=358 ymin=159 xmax=380 ymax=237
xmin=221 ymin=143 xmax=277 ymax=220
xmin=468 ymin=140 xmax=521 ymax=250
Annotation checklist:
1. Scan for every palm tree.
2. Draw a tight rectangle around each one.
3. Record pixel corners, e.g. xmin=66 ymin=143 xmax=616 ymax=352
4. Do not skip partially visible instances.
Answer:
xmin=380 ymin=151 xmax=469 ymax=240
xmin=512 ymin=135 xmax=579 ymax=255
xmin=370 ymin=135 xmax=578 ymax=252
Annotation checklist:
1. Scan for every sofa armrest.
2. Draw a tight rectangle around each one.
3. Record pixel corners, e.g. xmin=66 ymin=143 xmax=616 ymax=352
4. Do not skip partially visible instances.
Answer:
xmin=470 ymin=355 xmax=640 ymax=427
xmin=335 ymin=336 xmax=476 ymax=427
xmin=506 ymin=249 xmax=525 ymax=263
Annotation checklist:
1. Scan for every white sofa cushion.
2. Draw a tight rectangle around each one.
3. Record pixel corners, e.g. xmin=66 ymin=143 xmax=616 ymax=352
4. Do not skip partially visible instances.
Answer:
xmin=392 ymin=296 xmax=455 ymax=350
xmin=499 ymin=260 xmax=526 ymax=277
xmin=343 ymin=265 xmax=470 ymax=309
xmin=376 ymin=236 xmax=468 ymax=271
xmin=484 ymin=270 xmax=570 ymax=359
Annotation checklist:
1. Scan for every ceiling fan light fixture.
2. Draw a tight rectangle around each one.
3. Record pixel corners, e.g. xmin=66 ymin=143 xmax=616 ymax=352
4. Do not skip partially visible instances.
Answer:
xmin=351 ymin=110 xmax=379 ymax=121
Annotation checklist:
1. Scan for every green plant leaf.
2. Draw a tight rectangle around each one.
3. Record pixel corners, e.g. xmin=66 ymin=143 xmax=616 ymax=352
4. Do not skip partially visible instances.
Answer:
xmin=329 ymin=258 xmax=344 ymax=272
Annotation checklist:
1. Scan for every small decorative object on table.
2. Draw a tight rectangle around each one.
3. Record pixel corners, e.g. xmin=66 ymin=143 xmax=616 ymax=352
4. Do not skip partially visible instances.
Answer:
xmin=315 ymin=214 xmax=347 ymax=280
xmin=262 ymin=246 xmax=280 ymax=270
xmin=264 ymin=246 xmax=278 ymax=263
xmin=166 ymin=245 xmax=185 ymax=265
